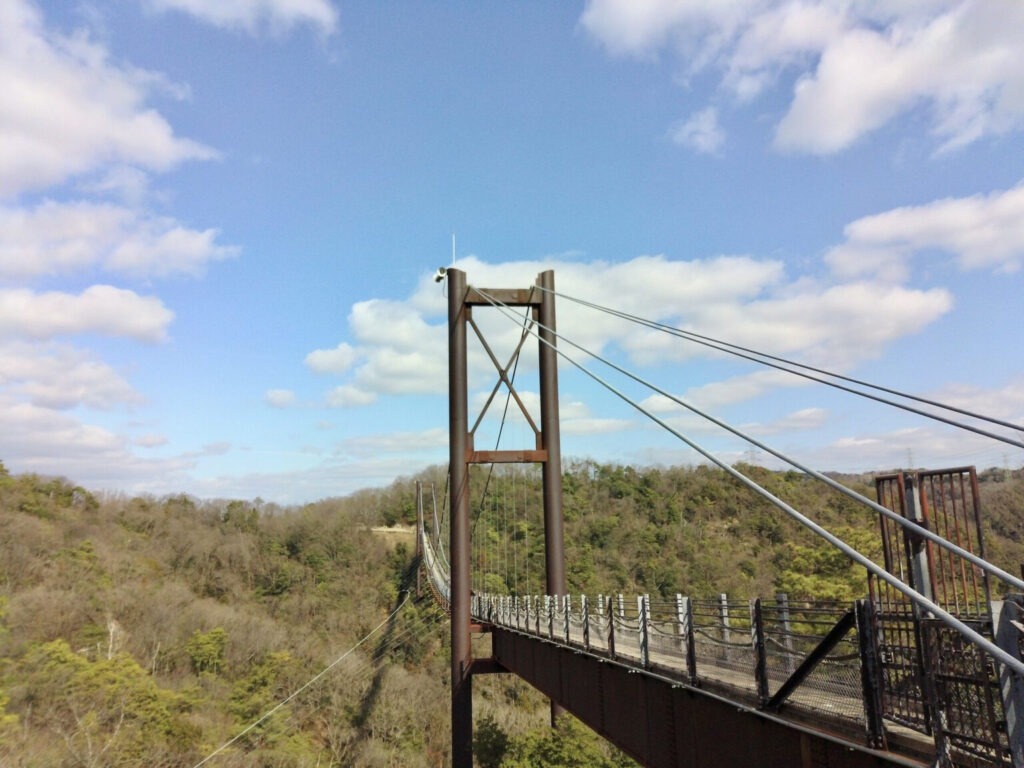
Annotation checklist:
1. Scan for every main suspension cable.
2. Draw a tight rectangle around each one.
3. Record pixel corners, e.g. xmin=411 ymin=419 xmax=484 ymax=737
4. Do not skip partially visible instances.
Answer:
xmin=474 ymin=285 xmax=1024 ymax=593
xmin=537 ymin=286 xmax=1024 ymax=450
xmin=472 ymin=286 xmax=1024 ymax=675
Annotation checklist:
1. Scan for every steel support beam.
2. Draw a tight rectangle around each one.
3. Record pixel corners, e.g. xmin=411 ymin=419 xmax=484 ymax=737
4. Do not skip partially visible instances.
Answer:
xmin=491 ymin=627 xmax=927 ymax=768
xmin=766 ymin=609 xmax=855 ymax=712
xmin=447 ymin=268 xmax=473 ymax=768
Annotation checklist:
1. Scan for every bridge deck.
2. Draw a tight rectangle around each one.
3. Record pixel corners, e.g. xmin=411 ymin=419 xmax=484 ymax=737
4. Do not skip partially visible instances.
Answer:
xmin=488 ymin=625 xmax=929 ymax=768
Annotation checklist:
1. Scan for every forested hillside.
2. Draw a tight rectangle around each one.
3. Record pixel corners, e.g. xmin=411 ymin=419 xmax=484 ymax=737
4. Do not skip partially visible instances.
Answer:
xmin=1 ymin=459 xmax=1021 ymax=767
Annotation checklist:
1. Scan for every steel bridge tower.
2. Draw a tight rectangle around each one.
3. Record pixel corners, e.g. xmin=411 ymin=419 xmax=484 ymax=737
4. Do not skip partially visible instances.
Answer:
xmin=444 ymin=268 xmax=567 ymax=768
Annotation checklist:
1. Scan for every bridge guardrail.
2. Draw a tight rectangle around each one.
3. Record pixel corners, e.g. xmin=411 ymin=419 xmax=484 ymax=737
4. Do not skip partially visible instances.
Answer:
xmin=469 ymin=590 xmax=871 ymax=738
xmin=421 ymin=519 xmax=1018 ymax=766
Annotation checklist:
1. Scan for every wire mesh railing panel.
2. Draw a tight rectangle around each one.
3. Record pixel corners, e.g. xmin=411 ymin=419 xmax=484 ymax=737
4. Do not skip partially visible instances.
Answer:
xmin=922 ymin=619 xmax=1011 ymax=767
xmin=760 ymin=597 xmax=864 ymax=723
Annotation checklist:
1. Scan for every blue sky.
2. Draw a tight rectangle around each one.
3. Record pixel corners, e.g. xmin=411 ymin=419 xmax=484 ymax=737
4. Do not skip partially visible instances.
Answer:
xmin=2 ymin=0 xmax=1022 ymax=503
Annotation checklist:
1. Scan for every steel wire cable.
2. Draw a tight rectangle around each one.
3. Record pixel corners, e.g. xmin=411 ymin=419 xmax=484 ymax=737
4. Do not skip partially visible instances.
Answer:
xmin=294 ymin=608 xmax=449 ymax=729
xmin=472 ymin=285 xmax=1024 ymax=595
xmin=191 ymin=596 xmax=424 ymax=768
xmin=535 ymin=285 xmax=1024 ymax=449
xmin=471 ymin=285 xmax=1024 ymax=676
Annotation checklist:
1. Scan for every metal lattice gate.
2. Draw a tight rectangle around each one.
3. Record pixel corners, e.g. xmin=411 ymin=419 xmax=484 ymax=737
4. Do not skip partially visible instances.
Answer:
xmin=872 ymin=467 xmax=1011 ymax=767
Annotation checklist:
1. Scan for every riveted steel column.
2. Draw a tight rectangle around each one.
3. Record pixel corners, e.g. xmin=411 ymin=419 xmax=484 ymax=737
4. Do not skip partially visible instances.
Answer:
xmin=537 ymin=269 xmax=567 ymax=724
xmin=447 ymin=268 xmax=473 ymax=768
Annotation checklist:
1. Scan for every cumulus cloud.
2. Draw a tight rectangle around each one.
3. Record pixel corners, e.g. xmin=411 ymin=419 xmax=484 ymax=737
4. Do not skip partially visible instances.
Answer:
xmin=145 ymin=0 xmax=338 ymax=35
xmin=0 ymin=199 xmax=237 ymax=279
xmin=0 ymin=341 xmax=141 ymax=410
xmin=927 ymin=377 xmax=1024 ymax=425
xmin=827 ymin=182 xmax=1024 ymax=278
xmin=309 ymin=254 xmax=952 ymax=414
xmin=337 ymin=427 xmax=448 ymax=458
xmin=325 ymin=384 xmax=377 ymax=408
xmin=0 ymin=395 xmax=193 ymax=486
xmin=670 ymin=107 xmax=725 ymax=154
xmin=134 ymin=433 xmax=168 ymax=447
xmin=304 ymin=342 xmax=359 ymax=374
xmin=742 ymin=407 xmax=829 ymax=436
xmin=0 ymin=0 xmax=213 ymax=199
xmin=264 ymin=389 xmax=296 ymax=408
xmin=581 ymin=0 xmax=1024 ymax=153
xmin=0 ymin=285 xmax=174 ymax=342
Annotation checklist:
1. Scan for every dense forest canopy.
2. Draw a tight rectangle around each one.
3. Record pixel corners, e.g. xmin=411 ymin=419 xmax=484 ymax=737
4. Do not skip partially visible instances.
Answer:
xmin=1 ymin=458 xmax=1021 ymax=766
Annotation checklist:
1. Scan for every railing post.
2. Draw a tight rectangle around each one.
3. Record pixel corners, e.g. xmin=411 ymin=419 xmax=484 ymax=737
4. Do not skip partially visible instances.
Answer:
xmin=684 ymin=596 xmax=697 ymax=684
xmin=777 ymin=592 xmax=796 ymax=675
xmin=618 ymin=593 xmax=625 ymax=620
xmin=675 ymin=593 xmax=685 ymax=653
xmin=536 ymin=596 xmax=541 ymax=636
xmin=582 ymin=595 xmax=590 ymax=651
xmin=640 ymin=594 xmax=651 ymax=669
xmin=564 ymin=595 xmax=571 ymax=644
xmin=752 ymin=598 xmax=769 ymax=707
xmin=546 ymin=595 xmax=553 ymax=638
xmin=855 ymin=598 xmax=888 ymax=750
xmin=719 ymin=593 xmax=731 ymax=660
xmin=608 ymin=595 xmax=617 ymax=660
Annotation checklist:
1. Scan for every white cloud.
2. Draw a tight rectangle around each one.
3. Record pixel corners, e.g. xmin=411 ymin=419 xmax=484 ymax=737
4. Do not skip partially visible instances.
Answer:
xmin=264 ymin=389 xmax=295 ymax=408
xmin=682 ymin=369 xmax=798 ymax=410
xmin=349 ymin=299 xmax=440 ymax=352
xmin=562 ymin=417 xmax=634 ymax=436
xmin=353 ymin=348 xmax=448 ymax=396
xmin=0 ymin=285 xmax=174 ymax=343
xmin=337 ymin=428 xmax=448 ymax=458
xmin=304 ymin=342 xmax=358 ymax=374
xmin=827 ymin=182 xmax=1024 ymax=278
xmin=806 ymin=424 xmax=1006 ymax=473
xmin=742 ymin=407 xmax=829 ymax=436
xmin=146 ymin=0 xmax=338 ymax=35
xmin=0 ymin=395 xmax=193 ymax=486
xmin=639 ymin=393 xmax=684 ymax=414
xmin=670 ymin=107 xmax=724 ymax=154
xmin=0 ymin=199 xmax=237 ymax=279
xmin=311 ymin=255 xmax=951 ymax=412
xmin=580 ymin=0 xmax=758 ymax=60
xmin=325 ymin=384 xmax=377 ymax=408
xmin=176 ymin=455 xmax=425 ymax=505
xmin=581 ymin=0 xmax=1024 ymax=153
xmin=0 ymin=341 xmax=141 ymax=410
xmin=0 ymin=0 xmax=213 ymax=198
xmin=134 ymin=433 xmax=168 ymax=447
xmin=927 ymin=377 xmax=1024 ymax=425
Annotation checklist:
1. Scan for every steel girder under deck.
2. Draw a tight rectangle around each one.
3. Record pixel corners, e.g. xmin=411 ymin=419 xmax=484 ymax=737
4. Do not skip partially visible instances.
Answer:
xmin=490 ymin=626 xmax=927 ymax=768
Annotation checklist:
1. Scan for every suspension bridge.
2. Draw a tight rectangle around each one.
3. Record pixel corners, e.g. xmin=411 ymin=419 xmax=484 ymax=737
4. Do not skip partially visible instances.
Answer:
xmin=409 ymin=267 xmax=1024 ymax=768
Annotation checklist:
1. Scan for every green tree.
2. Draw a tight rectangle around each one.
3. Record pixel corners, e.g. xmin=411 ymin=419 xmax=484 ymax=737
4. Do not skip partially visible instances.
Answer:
xmin=502 ymin=715 xmax=637 ymax=768
xmin=185 ymin=627 xmax=228 ymax=675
